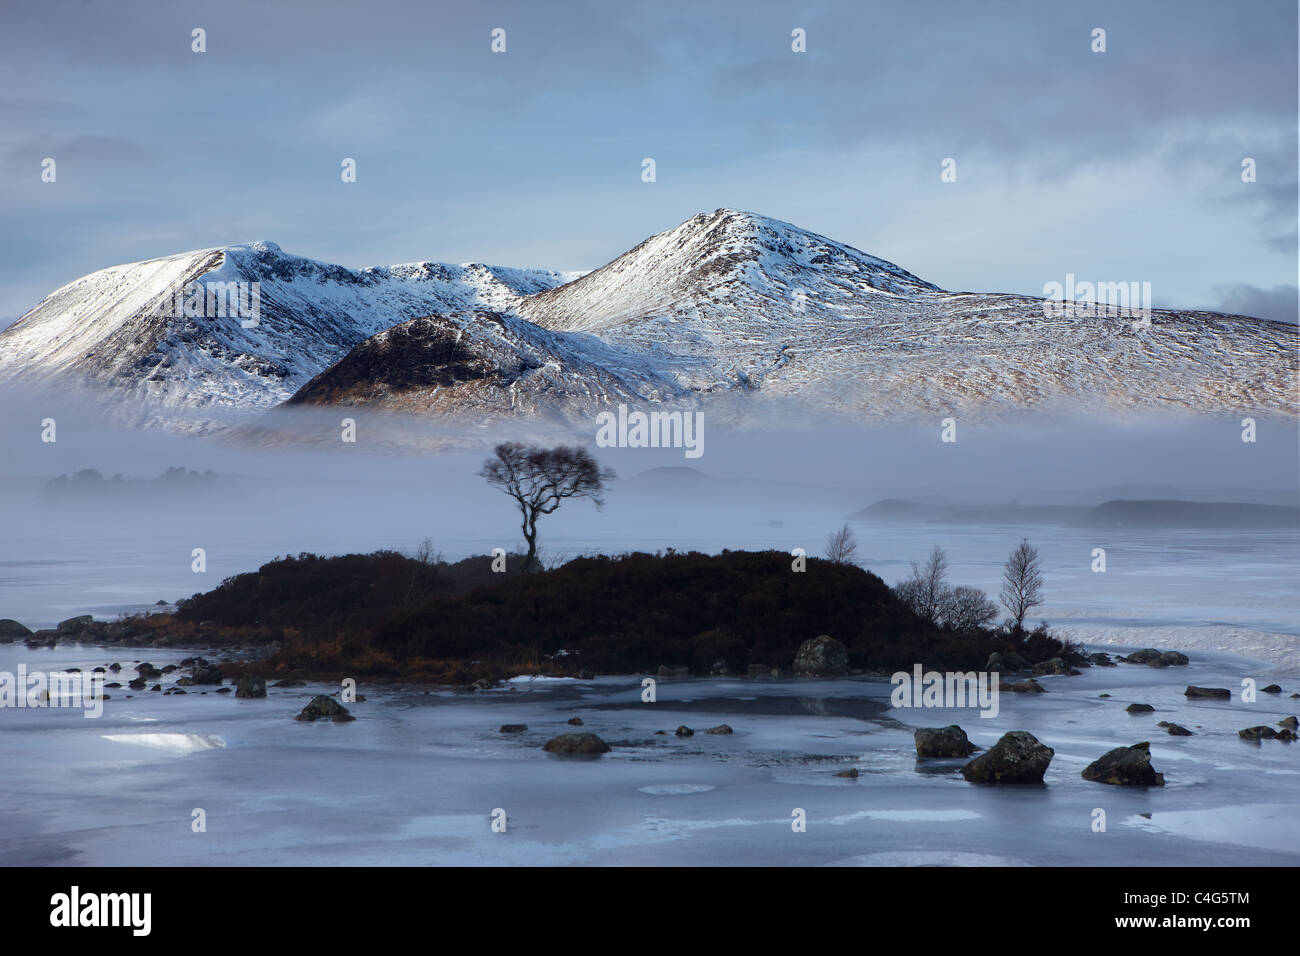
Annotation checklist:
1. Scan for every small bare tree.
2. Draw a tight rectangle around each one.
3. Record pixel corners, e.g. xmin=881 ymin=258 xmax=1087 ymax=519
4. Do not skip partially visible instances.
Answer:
xmin=896 ymin=545 xmax=948 ymax=622
xmin=1000 ymin=538 xmax=1045 ymax=631
xmin=825 ymin=524 xmax=859 ymax=565
xmin=938 ymin=585 xmax=1000 ymax=633
xmin=479 ymin=443 xmax=615 ymax=571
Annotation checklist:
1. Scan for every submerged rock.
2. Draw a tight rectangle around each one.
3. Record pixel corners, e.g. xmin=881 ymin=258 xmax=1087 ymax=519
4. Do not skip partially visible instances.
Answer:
xmin=1184 ymin=686 xmax=1231 ymax=700
xmin=1081 ymin=742 xmax=1165 ymax=786
xmin=793 ymin=635 xmax=849 ymax=677
xmin=567 ymin=716 xmax=584 ymax=726
xmin=1126 ymin=703 xmax=1155 ymax=714
xmin=542 ymin=732 xmax=610 ymax=755
xmin=1157 ymin=721 xmax=1193 ymax=736
xmin=834 ymin=768 xmax=859 ymax=778
xmin=295 ymin=695 xmax=354 ymax=722
xmin=961 ymin=731 xmax=1054 ymax=784
xmin=273 ymin=678 xmax=306 ymax=688
xmin=1261 ymin=684 xmax=1282 ymax=694
xmin=914 ymin=725 xmax=978 ymax=758
xmin=499 ymin=724 xmax=528 ymax=733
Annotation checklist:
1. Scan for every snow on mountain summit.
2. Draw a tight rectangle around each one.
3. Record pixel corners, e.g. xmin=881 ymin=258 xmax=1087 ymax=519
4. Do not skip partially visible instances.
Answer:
xmin=518 ymin=208 xmax=938 ymax=334
xmin=0 ymin=241 xmax=579 ymax=421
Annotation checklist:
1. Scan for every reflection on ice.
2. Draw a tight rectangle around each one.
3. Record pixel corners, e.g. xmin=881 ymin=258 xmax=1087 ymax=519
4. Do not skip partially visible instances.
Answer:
xmin=102 ymin=733 xmax=225 ymax=753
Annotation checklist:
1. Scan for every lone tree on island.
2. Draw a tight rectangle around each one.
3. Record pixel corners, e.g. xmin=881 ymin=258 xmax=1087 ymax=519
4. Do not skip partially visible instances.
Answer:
xmin=479 ymin=442 xmax=615 ymax=571
xmin=1000 ymin=537 xmax=1045 ymax=632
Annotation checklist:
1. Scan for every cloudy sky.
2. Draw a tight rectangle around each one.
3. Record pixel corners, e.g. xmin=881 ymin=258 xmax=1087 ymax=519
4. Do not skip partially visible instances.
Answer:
xmin=1 ymin=0 xmax=1295 ymax=325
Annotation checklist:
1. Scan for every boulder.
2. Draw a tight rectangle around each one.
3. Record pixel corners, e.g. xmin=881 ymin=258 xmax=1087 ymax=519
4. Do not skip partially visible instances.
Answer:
xmin=1088 ymin=652 xmax=1117 ymax=667
xmin=1081 ymin=741 xmax=1165 ymax=786
xmin=675 ymin=725 xmax=694 ymax=737
xmin=792 ymin=635 xmax=849 ymax=677
xmin=704 ymin=724 xmax=733 ymax=735
xmin=960 ymin=731 xmax=1054 ymax=784
xmin=1124 ymin=648 xmax=1165 ymax=665
xmin=0 ymin=619 xmax=33 ymax=642
xmin=56 ymin=615 xmax=94 ymax=634
xmin=499 ymin=724 xmax=528 ymax=733
xmin=127 ymin=677 xmax=147 ymax=690
xmin=1278 ymin=729 xmax=1297 ymax=741
xmin=834 ymin=768 xmax=859 ymax=778
xmin=914 ymin=725 xmax=978 ymax=758
xmin=135 ymin=663 xmax=162 ymax=678
xmin=542 ymin=732 xmax=610 ymax=755
xmin=1278 ymin=716 xmax=1297 ymax=731
xmin=1010 ymin=679 xmax=1046 ymax=694
xmin=294 ymin=695 xmax=355 ymax=722
xmin=1032 ymin=657 xmax=1072 ymax=676
xmin=1126 ymin=703 xmax=1155 ymax=714
xmin=567 ymin=716 xmax=584 ymax=726
xmin=1159 ymin=651 xmax=1189 ymax=666
xmin=1185 ymin=686 xmax=1231 ymax=700
xmin=1157 ymin=721 xmax=1193 ymax=736
xmin=235 ymin=676 xmax=267 ymax=699
xmin=272 ymin=678 xmax=306 ymax=687
xmin=1261 ymin=684 xmax=1282 ymax=694
xmin=986 ymin=651 xmax=1030 ymax=673
xmin=1238 ymin=726 xmax=1277 ymax=740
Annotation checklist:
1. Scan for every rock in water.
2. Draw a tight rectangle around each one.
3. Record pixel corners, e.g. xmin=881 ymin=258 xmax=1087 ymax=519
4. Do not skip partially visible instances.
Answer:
xmin=542 ymin=733 xmax=610 ymax=755
xmin=1081 ymin=741 xmax=1165 ymax=786
xmin=499 ymin=724 xmax=528 ymax=733
xmin=914 ymin=725 xmax=978 ymax=757
xmin=1279 ymin=716 xmax=1298 ymax=731
xmin=235 ymin=676 xmax=267 ymax=698
xmin=675 ymin=725 xmax=694 ymax=737
xmin=567 ymin=716 xmax=584 ymax=726
xmin=0 ymin=619 xmax=34 ymax=642
xmin=1126 ymin=703 xmax=1155 ymax=714
xmin=295 ymin=695 xmax=355 ymax=722
xmin=792 ymin=635 xmax=849 ymax=677
xmin=1238 ymin=726 xmax=1277 ymax=740
xmin=1261 ymin=684 xmax=1282 ymax=694
xmin=1184 ymin=686 xmax=1231 ymax=700
xmin=960 ymin=731 xmax=1054 ymax=784
xmin=704 ymin=724 xmax=733 ymax=735
xmin=1159 ymin=651 xmax=1189 ymax=666
xmin=1124 ymin=648 xmax=1165 ymax=665
xmin=1157 ymin=721 xmax=1193 ymax=736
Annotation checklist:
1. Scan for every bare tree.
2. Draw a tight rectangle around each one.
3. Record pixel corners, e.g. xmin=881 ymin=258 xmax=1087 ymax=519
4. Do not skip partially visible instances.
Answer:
xmin=479 ymin=443 xmax=615 ymax=571
xmin=896 ymin=545 xmax=949 ymax=622
xmin=938 ymin=585 xmax=1000 ymax=633
xmin=1000 ymin=538 xmax=1045 ymax=631
xmin=825 ymin=524 xmax=859 ymax=565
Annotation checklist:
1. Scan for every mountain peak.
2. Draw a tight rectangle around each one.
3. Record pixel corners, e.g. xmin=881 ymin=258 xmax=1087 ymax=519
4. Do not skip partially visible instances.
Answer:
xmin=517 ymin=209 xmax=939 ymax=333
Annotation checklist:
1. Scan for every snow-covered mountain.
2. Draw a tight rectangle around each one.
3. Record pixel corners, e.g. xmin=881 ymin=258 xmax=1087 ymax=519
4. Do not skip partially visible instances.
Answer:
xmin=2 ymin=209 xmax=1295 ymax=430
xmin=0 ymin=240 xmax=580 ymax=423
